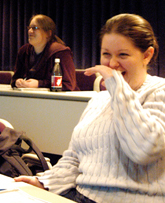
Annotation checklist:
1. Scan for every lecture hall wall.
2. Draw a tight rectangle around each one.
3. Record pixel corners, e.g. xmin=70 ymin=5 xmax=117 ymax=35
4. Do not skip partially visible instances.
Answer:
xmin=0 ymin=0 xmax=165 ymax=77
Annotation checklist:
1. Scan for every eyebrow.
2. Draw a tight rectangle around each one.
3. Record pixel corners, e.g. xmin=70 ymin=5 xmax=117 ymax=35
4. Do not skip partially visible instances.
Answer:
xmin=101 ymin=48 xmax=109 ymax=51
xmin=101 ymin=48 xmax=129 ymax=52
xmin=118 ymin=49 xmax=129 ymax=52
xmin=29 ymin=23 xmax=38 ymax=26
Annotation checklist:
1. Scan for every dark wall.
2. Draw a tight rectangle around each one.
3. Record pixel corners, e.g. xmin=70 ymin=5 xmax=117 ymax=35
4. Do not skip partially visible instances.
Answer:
xmin=0 ymin=0 xmax=165 ymax=77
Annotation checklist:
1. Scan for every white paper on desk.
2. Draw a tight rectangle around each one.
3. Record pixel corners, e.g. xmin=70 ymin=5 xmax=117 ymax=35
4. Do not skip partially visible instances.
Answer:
xmin=0 ymin=189 xmax=50 ymax=203
xmin=0 ymin=174 xmax=14 ymax=189
xmin=13 ymin=87 xmax=50 ymax=92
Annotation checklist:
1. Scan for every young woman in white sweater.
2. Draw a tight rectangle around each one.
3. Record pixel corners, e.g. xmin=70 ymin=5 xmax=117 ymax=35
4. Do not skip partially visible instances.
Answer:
xmin=15 ymin=14 xmax=165 ymax=203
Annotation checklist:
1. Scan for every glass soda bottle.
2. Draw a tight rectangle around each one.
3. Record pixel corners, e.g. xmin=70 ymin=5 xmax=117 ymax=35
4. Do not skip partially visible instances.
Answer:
xmin=51 ymin=58 xmax=62 ymax=92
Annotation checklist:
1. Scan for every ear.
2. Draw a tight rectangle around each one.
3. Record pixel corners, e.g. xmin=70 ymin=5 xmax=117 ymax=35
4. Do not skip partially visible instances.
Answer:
xmin=46 ymin=30 xmax=52 ymax=40
xmin=48 ymin=30 xmax=52 ymax=37
xmin=143 ymin=46 xmax=154 ymax=65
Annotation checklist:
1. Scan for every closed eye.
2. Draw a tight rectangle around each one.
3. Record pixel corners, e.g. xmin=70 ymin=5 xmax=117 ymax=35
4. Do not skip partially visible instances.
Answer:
xmin=103 ymin=52 xmax=111 ymax=56
xmin=119 ymin=53 xmax=129 ymax=58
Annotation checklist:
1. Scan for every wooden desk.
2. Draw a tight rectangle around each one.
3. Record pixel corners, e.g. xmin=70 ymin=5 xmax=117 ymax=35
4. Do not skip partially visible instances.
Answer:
xmin=0 ymin=85 xmax=96 ymax=155
xmin=0 ymin=174 xmax=75 ymax=202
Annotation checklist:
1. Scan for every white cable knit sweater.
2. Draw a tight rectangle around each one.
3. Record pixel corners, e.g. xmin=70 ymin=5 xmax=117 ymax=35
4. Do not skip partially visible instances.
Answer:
xmin=38 ymin=70 xmax=165 ymax=203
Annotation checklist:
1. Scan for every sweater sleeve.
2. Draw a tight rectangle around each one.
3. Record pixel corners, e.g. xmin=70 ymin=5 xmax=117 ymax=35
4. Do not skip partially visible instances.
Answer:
xmin=105 ymin=70 xmax=165 ymax=165
xmin=37 ymin=146 xmax=80 ymax=194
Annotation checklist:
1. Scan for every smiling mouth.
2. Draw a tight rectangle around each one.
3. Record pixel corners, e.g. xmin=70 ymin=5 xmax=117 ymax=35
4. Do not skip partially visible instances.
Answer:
xmin=29 ymin=34 xmax=35 ymax=37
xmin=122 ymin=71 xmax=126 ymax=76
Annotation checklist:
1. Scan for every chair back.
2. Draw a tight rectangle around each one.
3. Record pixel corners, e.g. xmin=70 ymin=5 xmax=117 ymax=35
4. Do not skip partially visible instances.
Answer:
xmin=0 ymin=71 xmax=14 ymax=84
xmin=93 ymin=74 xmax=106 ymax=92
xmin=76 ymin=69 xmax=96 ymax=91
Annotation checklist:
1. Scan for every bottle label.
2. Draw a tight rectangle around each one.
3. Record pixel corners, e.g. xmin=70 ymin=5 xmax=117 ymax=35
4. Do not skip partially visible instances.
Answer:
xmin=51 ymin=76 xmax=62 ymax=88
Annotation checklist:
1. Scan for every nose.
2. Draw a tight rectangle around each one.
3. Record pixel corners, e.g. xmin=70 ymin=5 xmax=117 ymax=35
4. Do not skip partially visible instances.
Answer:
xmin=28 ymin=28 xmax=33 ymax=33
xmin=109 ymin=56 xmax=119 ymax=70
xmin=28 ymin=27 xmax=35 ymax=34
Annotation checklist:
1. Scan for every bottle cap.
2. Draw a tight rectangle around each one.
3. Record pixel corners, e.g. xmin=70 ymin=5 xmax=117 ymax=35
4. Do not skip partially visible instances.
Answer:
xmin=55 ymin=58 xmax=60 ymax=63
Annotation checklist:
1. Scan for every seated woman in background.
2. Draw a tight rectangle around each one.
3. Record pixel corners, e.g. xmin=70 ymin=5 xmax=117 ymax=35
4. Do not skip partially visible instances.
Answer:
xmin=11 ymin=14 xmax=79 ymax=91
xmin=15 ymin=14 xmax=165 ymax=203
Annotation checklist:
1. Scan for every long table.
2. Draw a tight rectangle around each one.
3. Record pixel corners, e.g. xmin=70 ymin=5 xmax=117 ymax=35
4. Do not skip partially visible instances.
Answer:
xmin=0 ymin=85 xmax=97 ymax=155
xmin=0 ymin=174 xmax=75 ymax=202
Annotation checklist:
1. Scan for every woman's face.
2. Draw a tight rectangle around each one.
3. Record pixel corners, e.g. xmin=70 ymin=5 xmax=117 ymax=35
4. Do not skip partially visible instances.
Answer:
xmin=100 ymin=33 xmax=153 ymax=89
xmin=28 ymin=18 xmax=49 ymax=48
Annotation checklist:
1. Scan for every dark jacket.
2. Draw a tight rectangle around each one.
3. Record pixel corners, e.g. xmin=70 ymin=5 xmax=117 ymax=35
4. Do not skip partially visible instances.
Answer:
xmin=11 ymin=42 xmax=79 ymax=91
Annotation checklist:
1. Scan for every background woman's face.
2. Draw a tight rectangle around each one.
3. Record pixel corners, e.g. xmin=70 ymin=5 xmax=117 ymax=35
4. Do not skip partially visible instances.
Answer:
xmin=28 ymin=18 xmax=49 ymax=48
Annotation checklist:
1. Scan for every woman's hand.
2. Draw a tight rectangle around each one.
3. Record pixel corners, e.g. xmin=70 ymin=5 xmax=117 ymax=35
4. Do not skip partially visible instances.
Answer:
xmin=15 ymin=78 xmax=26 ymax=88
xmin=14 ymin=176 xmax=44 ymax=189
xmin=16 ymin=79 xmax=39 ymax=88
xmin=84 ymin=65 xmax=113 ymax=80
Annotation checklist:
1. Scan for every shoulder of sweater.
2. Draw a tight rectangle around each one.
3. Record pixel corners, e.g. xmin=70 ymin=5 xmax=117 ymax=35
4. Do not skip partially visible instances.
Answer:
xmin=17 ymin=42 xmax=71 ymax=56
xmin=136 ymin=74 xmax=165 ymax=103
xmin=146 ymin=74 xmax=165 ymax=83
xmin=48 ymin=42 xmax=71 ymax=55
xmin=139 ymin=74 xmax=165 ymax=92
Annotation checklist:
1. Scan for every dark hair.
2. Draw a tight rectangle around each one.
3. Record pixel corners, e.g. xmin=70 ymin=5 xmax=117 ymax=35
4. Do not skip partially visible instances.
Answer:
xmin=100 ymin=13 xmax=159 ymax=65
xmin=30 ymin=14 xmax=65 ymax=45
